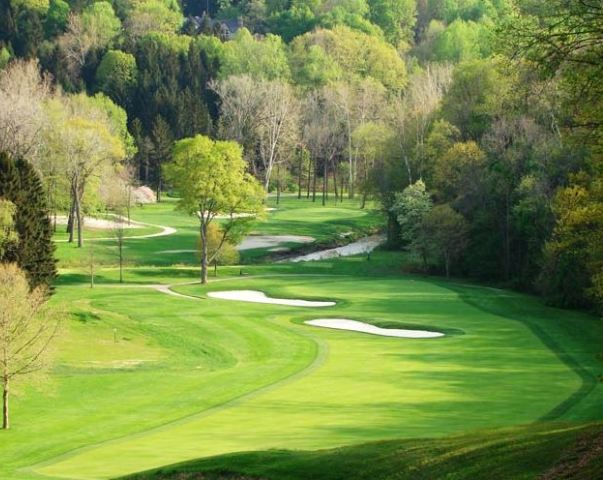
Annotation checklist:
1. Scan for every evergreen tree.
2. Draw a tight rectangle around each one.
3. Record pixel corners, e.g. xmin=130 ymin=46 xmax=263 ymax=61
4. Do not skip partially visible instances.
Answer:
xmin=0 ymin=152 xmax=57 ymax=291
xmin=150 ymin=115 xmax=173 ymax=202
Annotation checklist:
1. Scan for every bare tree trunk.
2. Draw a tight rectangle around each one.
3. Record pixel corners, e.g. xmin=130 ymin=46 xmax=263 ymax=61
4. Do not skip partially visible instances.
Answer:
xmin=307 ymin=157 xmax=312 ymax=199
xmin=444 ymin=252 xmax=450 ymax=279
xmin=297 ymin=151 xmax=303 ymax=199
xmin=2 ymin=377 xmax=8 ymax=430
xmin=322 ymin=160 xmax=327 ymax=206
xmin=332 ymin=160 xmax=339 ymax=201
xmin=67 ymin=196 xmax=75 ymax=241
xmin=75 ymin=187 xmax=83 ymax=248
xmin=200 ymin=221 xmax=208 ymax=284
xmin=156 ymin=177 xmax=162 ymax=203
xmin=347 ymin=116 xmax=353 ymax=199
xmin=312 ymin=159 xmax=317 ymax=203
xmin=276 ymin=164 xmax=281 ymax=205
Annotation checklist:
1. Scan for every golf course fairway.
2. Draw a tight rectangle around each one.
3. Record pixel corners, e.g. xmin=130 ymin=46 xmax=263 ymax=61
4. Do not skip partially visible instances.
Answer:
xmin=1 ymin=199 xmax=601 ymax=480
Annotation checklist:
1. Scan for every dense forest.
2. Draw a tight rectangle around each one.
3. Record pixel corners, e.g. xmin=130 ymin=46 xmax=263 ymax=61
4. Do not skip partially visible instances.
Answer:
xmin=0 ymin=0 xmax=601 ymax=312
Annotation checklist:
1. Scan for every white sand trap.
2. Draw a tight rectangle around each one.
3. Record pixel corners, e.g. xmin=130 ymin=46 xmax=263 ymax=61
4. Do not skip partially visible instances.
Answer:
xmin=287 ymin=234 xmax=385 ymax=262
xmin=208 ymin=290 xmax=335 ymax=307
xmin=305 ymin=319 xmax=444 ymax=338
xmin=156 ymin=249 xmax=197 ymax=254
xmin=237 ymin=235 xmax=315 ymax=251
xmin=55 ymin=215 xmax=141 ymax=229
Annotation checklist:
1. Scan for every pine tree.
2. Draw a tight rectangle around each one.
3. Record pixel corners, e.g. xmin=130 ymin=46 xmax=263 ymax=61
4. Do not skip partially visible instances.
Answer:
xmin=150 ymin=115 xmax=173 ymax=202
xmin=0 ymin=152 xmax=57 ymax=291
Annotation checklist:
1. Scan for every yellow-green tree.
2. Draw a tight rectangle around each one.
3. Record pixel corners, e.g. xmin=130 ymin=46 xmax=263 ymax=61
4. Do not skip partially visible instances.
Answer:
xmin=0 ymin=263 xmax=61 ymax=429
xmin=165 ymin=135 xmax=264 ymax=283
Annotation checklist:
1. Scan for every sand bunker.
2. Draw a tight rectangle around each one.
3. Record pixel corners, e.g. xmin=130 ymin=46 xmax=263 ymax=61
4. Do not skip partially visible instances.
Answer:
xmin=55 ymin=215 xmax=141 ymax=229
xmin=237 ymin=235 xmax=315 ymax=251
xmin=288 ymin=234 xmax=385 ymax=262
xmin=208 ymin=290 xmax=335 ymax=307
xmin=305 ymin=319 xmax=444 ymax=338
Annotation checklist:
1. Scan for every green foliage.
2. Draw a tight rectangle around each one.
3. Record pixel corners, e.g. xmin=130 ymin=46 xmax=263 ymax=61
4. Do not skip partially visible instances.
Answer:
xmin=221 ymin=28 xmax=290 ymax=80
xmin=441 ymin=58 xmax=508 ymax=140
xmin=0 ymin=152 xmax=56 ymax=290
xmin=540 ymin=179 xmax=603 ymax=311
xmin=433 ymin=18 xmax=490 ymax=62
xmin=44 ymin=0 xmax=69 ymax=37
xmin=368 ymin=0 xmax=416 ymax=46
xmin=124 ymin=0 xmax=184 ymax=38
xmin=391 ymin=179 xmax=432 ymax=245
xmin=0 ymin=47 xmax=10 ymax=69
xmin=166 ymin=134 xmax=264 ymax=218
xmin=291 ymin=26 xmax=407 ymax=91
xmin=81 ymin=1 xmax=121 ymax=47
xmin=419 ymin=203 xmax=468 ymax=277
xmin=288 ymin=42 xmax=340 ymax=87
xmin=96 ymin=50 xmax=137 ymax=106
xmin=0 ymin=199 xmax=18 ymax=257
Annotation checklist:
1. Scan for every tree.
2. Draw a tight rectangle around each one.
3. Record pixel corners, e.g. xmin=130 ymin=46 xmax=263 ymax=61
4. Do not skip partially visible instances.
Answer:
xmin=96 ymin=50 xmax=137 ymax=107
xmin=352 ymin=121 xmax=395 ymax=208
xmin=0 ymin=59 xmax=50 ymax=161
xmin=58 ymin=2 xmax=120 ymax=80
xmin=504 ymin=0 xmax=603 ymax=145
xmin=0 ymin=152 xmax=57 ymax=289
xmin=441 ymin=58 xmax=508 ymax=140
xmin=539 ymin=180 xmax=603 ymax=311
xmin=392 ymin=179 xmax=433 ymax=246
xmin=256 ymin=79 xmax=298 ymax=190
xmin=150 ymin=115 xmax=173 ymax=202
xmin=197 ymin=222 xmax=240 ymax=277
xmin=164 ymin=135 xmax=264 ymax=283
xmin=368 ymin=0 xmax=417 ymax=46
xmin=0 ymin=263 xmax=61 ymax=429
xmin=0 ymin=199 xmax=17 ymax=259
xmin=291 ymin=26 xmax=408 ymax=92
xmin=419 ymin=203 xmax=468 ymax=278
xmin=124 ymin=0 xmax=183 ymax=39
xmin=221 ymin=28 xmax=290 ymax=80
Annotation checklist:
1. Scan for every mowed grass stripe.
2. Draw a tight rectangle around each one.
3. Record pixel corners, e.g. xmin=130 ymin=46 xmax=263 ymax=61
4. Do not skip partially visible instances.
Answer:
xmin=32 ymin=275 xmax=598 ymax=480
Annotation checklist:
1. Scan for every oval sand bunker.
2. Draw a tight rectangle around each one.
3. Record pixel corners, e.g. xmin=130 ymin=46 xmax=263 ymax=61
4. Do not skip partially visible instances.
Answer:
xmin=306 ymin=319 xmax=444 ymax=338
xmin=208 ymin=290 xmax=335 ymax=307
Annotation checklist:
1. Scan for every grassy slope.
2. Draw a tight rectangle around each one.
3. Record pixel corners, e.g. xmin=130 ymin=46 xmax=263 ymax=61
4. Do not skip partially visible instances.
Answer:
xmin=27 ymin=272 xmax=603 ymax=479
xmin=123 ymin=422 xmax=603 ymax=480
xmin=0 ymin=199 xmax=601 ymax=480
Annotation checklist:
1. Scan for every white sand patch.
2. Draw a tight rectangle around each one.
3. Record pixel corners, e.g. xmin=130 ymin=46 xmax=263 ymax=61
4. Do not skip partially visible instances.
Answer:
xmin=306 ymin=319 xmax=444 ymax=338
xmin=208 ymin=290 xmax=335 ymax=307
xmin=55 ymin=215 xmax=141 ymax=229
xmin=287 ymin=234 xmax=385 ymax=262
xmin=269 ymin=247 xmax=290 ymax=252
xmin=237 ymin=235 xmax=315 ymax=251
xmin=54 ymin=214 xmax=176 ymax=242
xmin=156 ymin=249 xmax=197 ymax=254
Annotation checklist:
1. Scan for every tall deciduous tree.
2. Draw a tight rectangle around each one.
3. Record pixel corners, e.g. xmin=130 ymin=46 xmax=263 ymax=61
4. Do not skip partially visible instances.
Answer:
xmin=0 ymin=59 xmax=50 ymax=161
xmin=0 ymin=263 xmax=61 ymax=429
xmin=164 ymin=135 xmax=264 ymax=284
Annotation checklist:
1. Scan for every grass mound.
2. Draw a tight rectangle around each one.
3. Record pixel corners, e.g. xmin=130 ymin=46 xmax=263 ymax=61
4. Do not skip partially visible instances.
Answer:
xmin=122 ymin=423 xmax=603 ymax=480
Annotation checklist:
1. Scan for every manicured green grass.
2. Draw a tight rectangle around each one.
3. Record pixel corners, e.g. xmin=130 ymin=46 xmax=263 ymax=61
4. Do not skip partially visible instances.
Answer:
xmin=1 ymin=198 xmax=601 ymax=480
xmin=123 ymin=422 xmax=603 ymax=480
xmin=53 ymin=195 xmax=383 ymax=268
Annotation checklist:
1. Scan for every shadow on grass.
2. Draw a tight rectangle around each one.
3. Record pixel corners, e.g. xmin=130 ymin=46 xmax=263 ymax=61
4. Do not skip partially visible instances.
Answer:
xmin=443 ymin=283 xmax=601 ymax=422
